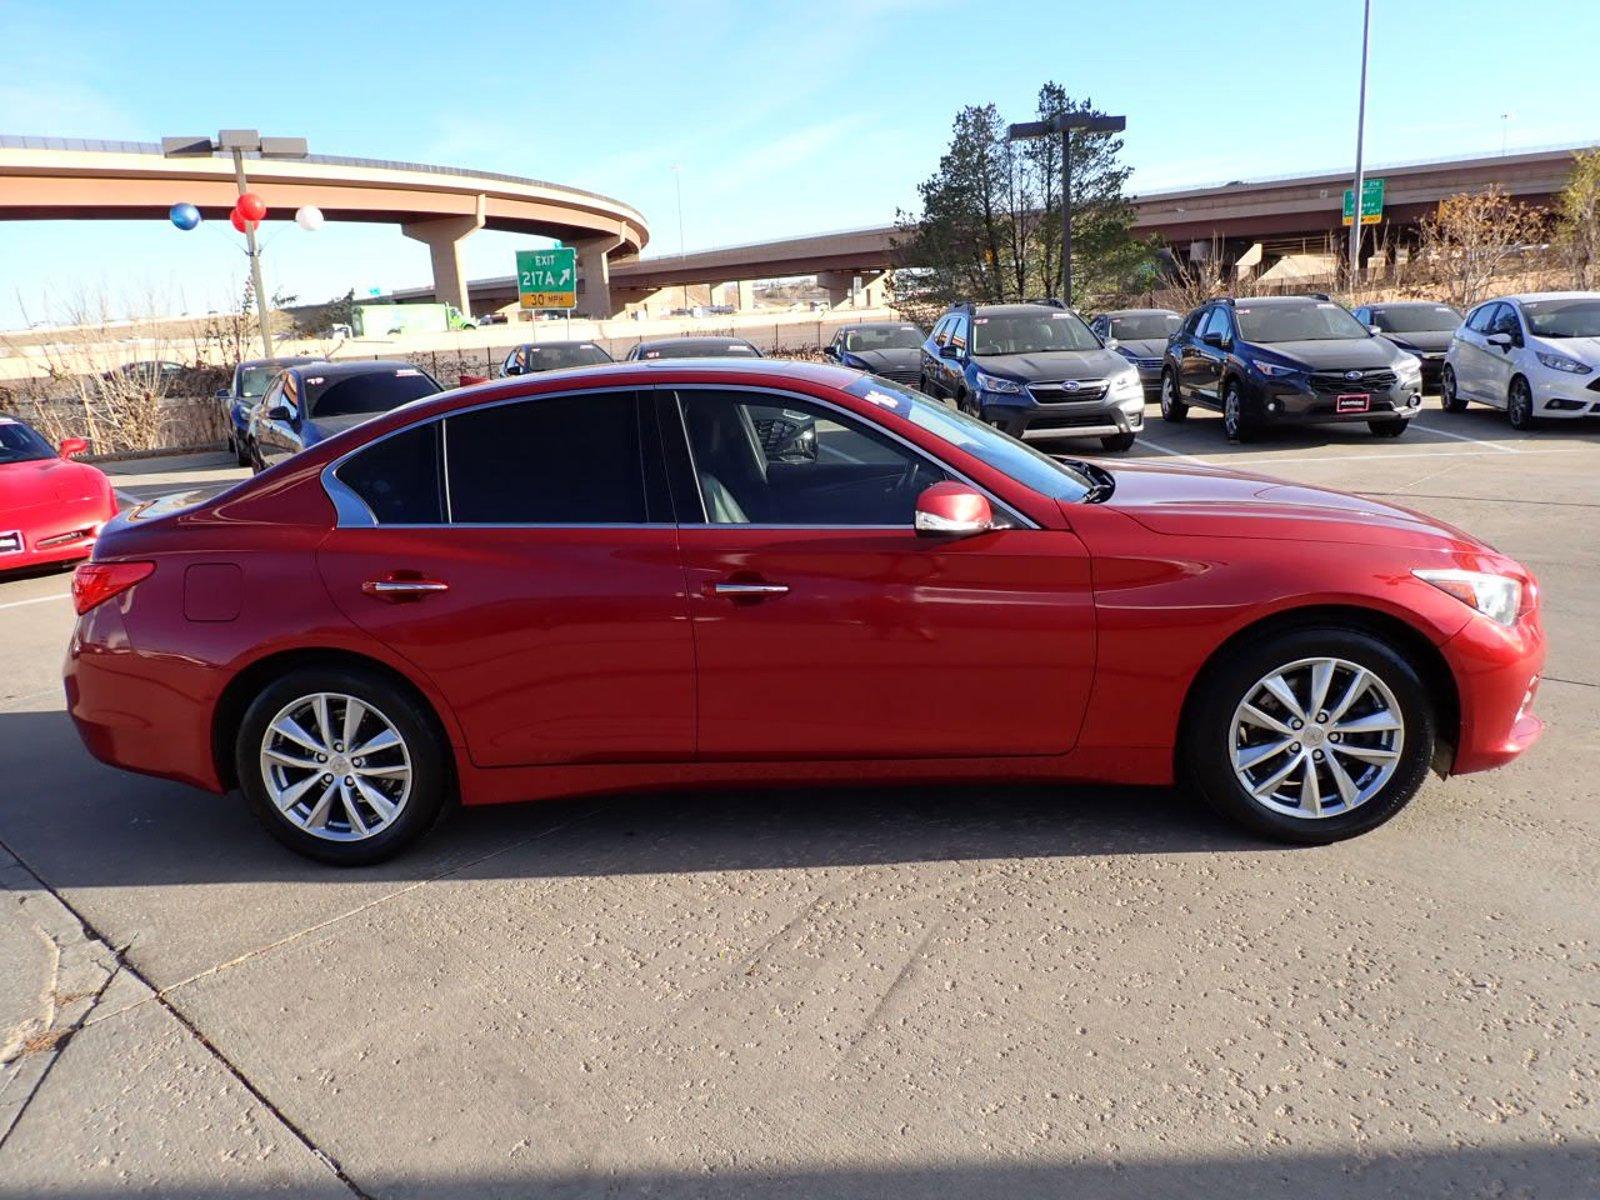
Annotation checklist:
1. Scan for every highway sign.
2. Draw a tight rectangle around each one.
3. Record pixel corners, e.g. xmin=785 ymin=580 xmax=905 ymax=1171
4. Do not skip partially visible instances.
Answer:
xmin=516 ymin=247 xmax=577 ymax=309
xmin=1342 ymin=177 xmax=1385 ymax=226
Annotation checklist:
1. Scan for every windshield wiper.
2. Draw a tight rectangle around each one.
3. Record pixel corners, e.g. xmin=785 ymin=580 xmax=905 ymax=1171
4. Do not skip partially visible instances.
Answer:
xmin=1058 ymin=458 xmax=1116 ymax=503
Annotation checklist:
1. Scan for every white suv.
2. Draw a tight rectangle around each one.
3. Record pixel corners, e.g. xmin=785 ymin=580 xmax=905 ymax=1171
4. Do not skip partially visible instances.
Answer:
xmin=1442 ymin=292 xmax=1600 ymax=429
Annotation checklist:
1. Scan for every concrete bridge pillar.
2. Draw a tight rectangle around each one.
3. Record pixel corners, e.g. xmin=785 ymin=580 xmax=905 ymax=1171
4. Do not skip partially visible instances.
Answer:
xmin=573 ymin=234 xmax=625 ymax=318
xmin=401 ymin=197 xmax=486 ymax=314
xmin=736 ymin=279 xmax=755 ymax=311
xmin=817 ymin=270 xmax=889 ymax=309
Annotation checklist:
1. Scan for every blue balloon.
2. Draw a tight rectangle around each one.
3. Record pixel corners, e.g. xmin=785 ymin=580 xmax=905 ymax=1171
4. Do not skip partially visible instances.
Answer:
xmin=169 ymin=202 xmax=201 ymax=231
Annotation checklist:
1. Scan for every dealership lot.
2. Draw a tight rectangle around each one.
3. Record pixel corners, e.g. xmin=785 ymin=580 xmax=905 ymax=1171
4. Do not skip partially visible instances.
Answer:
xmin=1 ymin=404 xmax=1597 ymax=1197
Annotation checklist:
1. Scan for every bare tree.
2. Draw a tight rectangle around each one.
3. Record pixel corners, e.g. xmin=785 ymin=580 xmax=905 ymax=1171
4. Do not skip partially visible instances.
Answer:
xmin=1554 ymin=148 xmax=1600 ymax=290
xmin=1415 ymin=186 xmax=1549 ymax=308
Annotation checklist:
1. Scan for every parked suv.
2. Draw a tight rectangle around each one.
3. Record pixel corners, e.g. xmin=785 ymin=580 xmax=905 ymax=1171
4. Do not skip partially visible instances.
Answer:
xmin=1088 ymin=308 xmax=1183 ymax=401
xmin=1160 ymin=295 xmax=1424 ymax=442
xmin=1442 ymin=292 xmax=1600 ymax=429
xmin=918 ymin=300 xmax=1144 ymax=451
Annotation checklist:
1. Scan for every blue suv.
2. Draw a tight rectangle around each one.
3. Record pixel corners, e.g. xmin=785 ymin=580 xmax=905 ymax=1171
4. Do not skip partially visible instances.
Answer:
xmin=917 ymin=300 xmax=1145 ymax=451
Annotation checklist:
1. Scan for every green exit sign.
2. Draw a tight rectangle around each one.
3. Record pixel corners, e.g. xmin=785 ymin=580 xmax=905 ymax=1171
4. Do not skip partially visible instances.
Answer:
xmin=1343 ymin=177 xmax=1385 ymax=226
xmin=516 ymin=247 xmax=577 ymax=310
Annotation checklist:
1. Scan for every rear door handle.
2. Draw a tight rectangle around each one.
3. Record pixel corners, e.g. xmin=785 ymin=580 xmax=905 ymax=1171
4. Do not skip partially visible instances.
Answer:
xmin=362 ymin=578 xmax=450 ymax=601
xmin=709 ymin=581 xmax=789 ymax=598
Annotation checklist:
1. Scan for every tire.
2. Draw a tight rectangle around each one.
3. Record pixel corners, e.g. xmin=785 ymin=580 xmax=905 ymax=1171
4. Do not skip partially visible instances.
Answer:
xmin=1507 ymin=376 xmax=1538 ymax=431
xmin=235 ymin=665 xmax=449 ymax=865
xmin=1440 ymin=364 xmax=1468 ymax=413
xmin=1222 ymin=380 xmax=1255 ymax=443
xmin=234 ymin=437 xmax=251 ymax=468
xmin=1182 ymin=626 xmax=1435 ymax=844
xmin=1160 ymin=369 xmax=1189 ymax=422
xmin=1367 ymin=418 xmax=1407 ymax=438
xmin=1100 ymin=431 xmax=1137 ymax=452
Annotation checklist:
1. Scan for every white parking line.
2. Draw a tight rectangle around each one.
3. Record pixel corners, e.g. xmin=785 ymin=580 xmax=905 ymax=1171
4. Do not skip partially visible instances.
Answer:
xmin=0 ymin=592 xmax=70 ymax=611
xmin=1406 ymin=422 xmax=1520 ymax=452
xmin=1130 ymin=435 xmax=1212 ymax=465
xmin=1188 ymin=445 xmax=1583 ymax=468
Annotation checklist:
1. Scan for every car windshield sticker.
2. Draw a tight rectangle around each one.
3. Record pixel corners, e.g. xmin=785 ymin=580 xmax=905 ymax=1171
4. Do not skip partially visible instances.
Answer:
xmin=728 ymin=344 xmax=754 ymax=352
xmin=1051 ymin=312 xmax=1073 ymax=319
xmin=974 ymin=318 xmax=988 ymax=324
xmin=305 ymin=377 xmax=323 ymax=386
xmin=395 ymin=368 xmax=422 ymax=376
xmin=0 ymin=417 xmax=15 ymax=426
xmin=1317 ymin=303 xmax=1340 ymax=310
xmin=643 ymin=350 xmax=661 ymax=358
xmin=861 ymin=388 xmax=912 ymax=415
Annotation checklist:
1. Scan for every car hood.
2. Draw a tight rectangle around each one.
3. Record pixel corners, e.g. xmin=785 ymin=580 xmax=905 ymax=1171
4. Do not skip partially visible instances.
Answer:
xmin=1099 ymin=459 xmax=1487 ymax=552
xmin=1253 ymin=338 xmax=1403 ymax=370
xmin=1115 ymin=338 xmax=1168 ymax=359
xmin=844 ymin=348 xmax=922 ymax=373
xmin=1382 ymin=330 xmax=1454 ymax=354
xmin=975 ymin=347 xmax=1129 ymax=380
xmin=1532 ymin=335 xmax=1600 ymax=364
xmin=0 ymin=457 xmax=105 ymax=509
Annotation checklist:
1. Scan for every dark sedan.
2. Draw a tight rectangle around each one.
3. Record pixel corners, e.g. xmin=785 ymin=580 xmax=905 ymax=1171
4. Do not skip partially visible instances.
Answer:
xmin=497 ymin=340 xmax=613 ymax=376
xmin=248 ymin=361 xmax=443 ymax=473
xmin=218 ymin=357 xmax=317 ymax=466
xmin=823 ymin=322 xmax=925 ymax=386
xmin=1089 ymin=309 xmax=1184 ymax=400
xmin=624 ymin=337 xmax=763 ymax=361
xmin=1352 ymin=301 xmax=1463 ymax=391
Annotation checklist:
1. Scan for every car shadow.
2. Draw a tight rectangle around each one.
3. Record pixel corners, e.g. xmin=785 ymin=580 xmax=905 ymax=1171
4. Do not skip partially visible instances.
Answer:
xmin=0 ymin=708 xmax=1275 ymax=890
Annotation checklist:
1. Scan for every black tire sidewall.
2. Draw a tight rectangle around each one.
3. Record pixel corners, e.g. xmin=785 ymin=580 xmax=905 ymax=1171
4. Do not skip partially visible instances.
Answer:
xmin=1161 ymin=370 xmax=1188 ymax=421
xmin=1508 ymin=378 xmax=1534 ymax=430
xmin=1224 ymin=382 xmax=1253 ymax=442
xmin=1101 ymin=431 xmax=1137 ymax=452
xmin=235 ymin=666 xmax=449 ymax=865
xmin=1184 ymin=627 xmax=1435 ymax=844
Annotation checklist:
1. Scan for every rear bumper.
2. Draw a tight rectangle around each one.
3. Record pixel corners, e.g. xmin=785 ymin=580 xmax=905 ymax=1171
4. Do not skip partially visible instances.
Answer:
xmin=1440 ymin=609 xmax=1546 ymax=775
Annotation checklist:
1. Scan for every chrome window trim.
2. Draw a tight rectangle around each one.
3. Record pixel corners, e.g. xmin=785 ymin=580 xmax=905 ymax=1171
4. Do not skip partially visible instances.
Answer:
xmin=665 ymin=383 xmax=1038 ymax=531
xmin=319 ymin=381 xmax=1038 ymax=532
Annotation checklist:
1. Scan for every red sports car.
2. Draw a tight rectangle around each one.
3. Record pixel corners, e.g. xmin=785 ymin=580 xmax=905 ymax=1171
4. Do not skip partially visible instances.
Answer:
xmin=64 ymin=361 xmax=1544 ymax=864
xmin=0 ymin=417 xmax=116 ymax=572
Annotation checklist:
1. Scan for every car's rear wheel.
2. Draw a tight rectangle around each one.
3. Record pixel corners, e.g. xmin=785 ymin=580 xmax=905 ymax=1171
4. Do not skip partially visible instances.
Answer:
xmin=235 ymin=665 xmax=449 ymax=865
xmin=1222 ymin=381 xmax=1255 ymax=443
xmin=1367 ymin=418 xmax=1407 ymax=437
xmin=1183 ymin=626 xmax=1435 ymax=844
xmin=1440 ymin=364 xmax=1468 ymax=413
xmin=1507 ymin=376 xmax=1538 ymax=431
xmin=233 ymin=437 xmax=251 ymax=467
xmin=1100 ymin=431 xmax=1137 ymax=452
xmin=1160 ymin=369 xmax=1188 ymax=421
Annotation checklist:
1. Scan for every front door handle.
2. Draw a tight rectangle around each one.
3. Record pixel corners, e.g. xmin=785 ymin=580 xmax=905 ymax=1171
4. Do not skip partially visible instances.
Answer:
xmin=362 ymin=578 xmax=450 ymax=601
xmin=709 ymin=581 xmax=789 ymax=599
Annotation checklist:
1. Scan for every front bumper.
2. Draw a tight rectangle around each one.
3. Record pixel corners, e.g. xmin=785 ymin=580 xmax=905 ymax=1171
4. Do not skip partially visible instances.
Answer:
xmin=1440 ymin=607 xmax=1546 ymax=775
xmin=0 ymin=506 xmax=109 ymax=574
xmin=981 ymin=387 xmax=1148 ymax=442
xmin=1245 ymin=375 xmax=1424 ymax=424
xmin=1531 ymin=374 xmax=1600 ymax=419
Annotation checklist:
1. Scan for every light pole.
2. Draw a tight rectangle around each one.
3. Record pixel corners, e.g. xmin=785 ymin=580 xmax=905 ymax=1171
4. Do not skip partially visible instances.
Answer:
xmin=163 ymin=130 xmax=308 ymax=359
xmin=1348 ymin=0 xmax=1372 ymax=286
xmin=670 ymin=163 xmax=689 ymax=312
xmin=1008 ymin=113 xmax=1126 ymax=307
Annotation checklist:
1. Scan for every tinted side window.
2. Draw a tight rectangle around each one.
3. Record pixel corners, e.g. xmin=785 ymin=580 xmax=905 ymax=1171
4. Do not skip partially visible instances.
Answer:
xmin=1488 ymin=304 xmax=1522 ymax=338
xmin=336 ymin=423 xmax=444 ymax=524
xmin=932 ymin=317 xmax=951 ymax=347
xmin=950 ymin=315 xmax=969 ymax=351
xmin=1465 ymin=304 xmax=1495 ymax=333
xmin=446 ymin=394 xmax=647 ymax=524
xmin=1199 ymin=308 xmax=1229 ymax=341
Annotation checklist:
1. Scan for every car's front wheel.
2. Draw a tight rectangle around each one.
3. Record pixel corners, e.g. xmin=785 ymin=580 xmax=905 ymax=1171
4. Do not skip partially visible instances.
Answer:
xmin=1183 ymin=626 xmax=1435 ymax=844
xmin=1507 ymin=376 xmax=1538 ymax=431
xmin=1222 ymin=381 xmax=1255 ymax=443
xmin=1100 ymin=431 xmax=1137 ymax=452
xmin=1440 ymin=364 xmax=1468 ymax=413
xmin=235 ymin=665 xmax=449 ymax=865
xmin=1160 ymin=369 xmax=1188 ymax=422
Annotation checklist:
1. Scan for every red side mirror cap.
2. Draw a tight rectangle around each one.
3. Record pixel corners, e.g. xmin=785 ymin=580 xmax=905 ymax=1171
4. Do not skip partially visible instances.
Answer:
xmin=914 ymin=481 xmax=994 ymax=537
xmin=59 ymin=437 xmax=89 ymax=459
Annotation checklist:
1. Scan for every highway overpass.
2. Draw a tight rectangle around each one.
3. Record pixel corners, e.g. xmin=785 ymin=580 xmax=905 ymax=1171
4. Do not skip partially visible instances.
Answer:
xmin=390 ymin=144 xmax=1586 ymax=312
xmin=0 ymin=135 xmax=648 ymax=317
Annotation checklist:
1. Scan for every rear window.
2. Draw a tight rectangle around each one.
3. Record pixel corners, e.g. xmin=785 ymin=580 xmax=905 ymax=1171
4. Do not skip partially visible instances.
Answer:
xmin=308 ymin=369 xmax=441 ymax=417
xmin=524 ymin=343 xmax=613 ymax=370
xmin=844 ymin=325 xmax=923 ymax=351
xmin=1371 ymin=305 xmax=1461 ymax=334
xmin=1106 ymin=312 xmax=1182 ymax=340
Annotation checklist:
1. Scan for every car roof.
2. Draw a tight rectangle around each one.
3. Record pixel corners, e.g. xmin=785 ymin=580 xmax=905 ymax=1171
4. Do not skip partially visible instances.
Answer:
xmin=1365 ymin=299 xmax=1458 ymax=309
xmin=518 ymin=339 xmax=605 ymax=349
xmin=962 ymin=303 xmax=1077 ymax=317
xmin=1228 ymin=295 xmax=1331 ymax=306
xmin=837 ymin=320 xmax=920 ymax=331
xmin=238 ymin=355 xmax=317 ymax=369
xmin=1499 ymin=291 xmax=1600 ymax=304
xmin=1098 ymin=308 xmax=1181 ymax=317
xmin=288 ymin=359 xmax=423 ymax=379
xmin=633 ymin=336 xmax=759 ymax=350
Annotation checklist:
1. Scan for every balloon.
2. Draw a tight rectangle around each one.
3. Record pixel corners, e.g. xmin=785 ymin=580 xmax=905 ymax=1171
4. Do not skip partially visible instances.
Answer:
xmin=294 ymin=205 xmax=324 ymax=231
xmin=236 ymin=192 xmax=267 ymax=222
xmin=229 ymin=207 xmax=254 ymax=234
xmin=168 ymin=202 xmax=201 ymax=230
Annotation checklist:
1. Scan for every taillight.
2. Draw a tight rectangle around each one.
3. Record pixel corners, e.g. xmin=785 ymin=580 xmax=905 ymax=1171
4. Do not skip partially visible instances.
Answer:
xmin=72 ymin=561 xmax=154 ymax=615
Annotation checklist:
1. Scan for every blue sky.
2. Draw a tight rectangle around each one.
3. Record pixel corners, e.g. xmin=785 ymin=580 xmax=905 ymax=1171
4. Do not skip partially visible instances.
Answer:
xmin=2 ymin=0 xmax=1598 ymax=328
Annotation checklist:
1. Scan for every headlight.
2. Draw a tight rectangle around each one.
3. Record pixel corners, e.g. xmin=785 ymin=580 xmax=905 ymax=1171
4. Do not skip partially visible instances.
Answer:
xmin=1397 ymin=357 xmax=1422 ymax=381
xmin=1535 ymin=350 xmax=1592 ymax=375
xmin=1248 ymin=358 xmax=1301 ymax=378
xmin=1413 ymin=568 xmax=1523 ymax=627
xmin=975 ymin=372 xmax=1025 ymax=394
xmin=1109 ymin=368 xmax=1142 ymax=395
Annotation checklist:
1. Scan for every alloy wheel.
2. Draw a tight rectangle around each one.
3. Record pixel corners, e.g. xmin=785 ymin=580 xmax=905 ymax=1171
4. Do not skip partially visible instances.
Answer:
xmin=1508 ymin=379 xmax=1534 ymax=430
xmin=258 ymin=692 xmax=413 ymax=842
xmin=1228 ymin=656 xmax=1404 ymax=819
xmin=1224 ymin=387 xmax=1241 ymax=439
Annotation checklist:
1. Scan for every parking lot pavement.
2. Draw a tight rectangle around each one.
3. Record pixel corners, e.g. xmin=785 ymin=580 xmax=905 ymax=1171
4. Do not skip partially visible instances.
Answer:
xmin=1 ymin=410 xmax=1597 ymax=1198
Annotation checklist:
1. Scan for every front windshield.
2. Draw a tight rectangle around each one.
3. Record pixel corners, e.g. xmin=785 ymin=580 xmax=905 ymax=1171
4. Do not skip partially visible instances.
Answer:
xmin=308 ymin=369 xmax=442 ymax=418
xmin=1107 ymin=312 xmax=1182 ymax=340
xmin=1371 ymin=305 xmax=1460 ymax=334
xmin=972 ymin=310 xmax=1100 ymax=356
xmin=0 ymin=417 xmax=56 ymax=464
xmin=525 ymin=343 xmax=612 ymax=370
xmin=1522 ymin=298 xmax=1600 ymax=338
xmin=1234 ymin=301 xmax=1369 ymax=343
xmin=846 ymin=376 xmax=1092 ymax=503
xmin=844 ymin=325 xmax=923 ymax=352
xmin=239 ymin=365 xmax=281 ymax=398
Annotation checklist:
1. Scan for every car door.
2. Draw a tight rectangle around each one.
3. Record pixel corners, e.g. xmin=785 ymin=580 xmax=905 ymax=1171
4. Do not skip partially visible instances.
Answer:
xmin=315 ymin=390 xmax=695 ymax=767
xmin=1182 ymin=307 xmax=1227 ymax=402
xmin=663 ymin=386 xmax=1096 ymax=760
xmin=1454 ymin=303 xmax=1497 ymax=400
xmin=253 ymin=374 xmax=302 ymax=470
xmin=1481 ymin=302 xmax=1523 ymax=405
xmin=923 ymin=318 xmax=950 ymax=395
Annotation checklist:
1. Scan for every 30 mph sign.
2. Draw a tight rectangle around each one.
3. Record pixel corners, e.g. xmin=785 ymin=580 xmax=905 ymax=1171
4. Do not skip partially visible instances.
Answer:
xmin=516 ymin=247 xmax=577 ymax=310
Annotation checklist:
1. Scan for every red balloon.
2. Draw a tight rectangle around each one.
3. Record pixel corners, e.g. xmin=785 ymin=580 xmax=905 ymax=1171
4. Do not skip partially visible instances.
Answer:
xmin=229 ymin=207 xmax=253 ymax=233
xmin=236 ymin=192 xmax=267 ymax=222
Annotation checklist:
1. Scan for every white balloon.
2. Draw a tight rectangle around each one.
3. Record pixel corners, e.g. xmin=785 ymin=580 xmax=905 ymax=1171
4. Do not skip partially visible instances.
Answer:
xmin=295 ymin=205 xmax=325 ymax=231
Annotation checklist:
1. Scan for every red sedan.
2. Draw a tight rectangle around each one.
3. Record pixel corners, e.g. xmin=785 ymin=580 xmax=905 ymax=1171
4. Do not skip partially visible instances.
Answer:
xmin=64 ymin=361 xmax=1544 ymax=864
xmin=0 ymin=417 xmax=116 ymax=572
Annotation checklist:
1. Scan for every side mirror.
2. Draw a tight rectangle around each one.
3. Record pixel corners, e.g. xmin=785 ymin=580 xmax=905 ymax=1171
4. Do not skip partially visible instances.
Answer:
xmin=914 ymin=481 xmax=994 ymax=538
xmin=939 ymin=343 xmax=962 ymax=360
xmin=1487 ymin=332 xmax=1513 ymax=349
xmin=1368 ymin=324 xmax=1383 ymax=335
xmin=1103 ymin=336 xmax=1120 ymax=351
xmin=58 ymin=437 xmax=89 ymax=459
xmin=215 ymin=387 xmax=231 ymax=400
xmin=267 ymin=402 xmax=294 ymax=422
xmin=1201 ymin=331 xmax=1226 ymax=349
